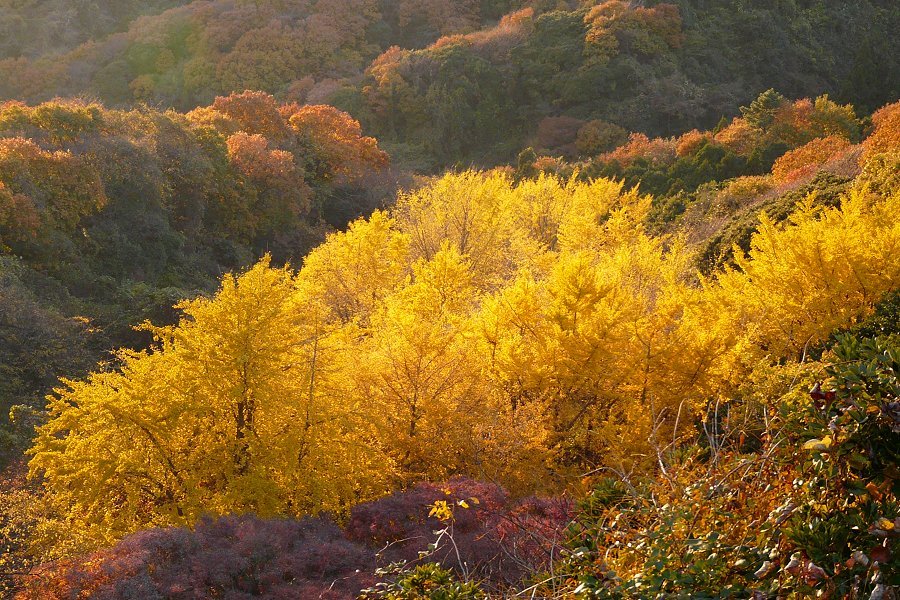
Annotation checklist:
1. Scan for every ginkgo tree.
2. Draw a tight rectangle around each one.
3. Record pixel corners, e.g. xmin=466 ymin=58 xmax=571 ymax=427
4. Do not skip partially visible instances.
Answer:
xmin=712 ymin=187 xmax=900 ymax=362
xmin=29 ymin=259 xmax=390 ymax=544
xmin=296 ymin=210 xmax=411 ymax=325
xmin=27 ymin=167 xmax=900 ymax=548
xmin=352 ymin=246 xmax=490 ymax=484
xmin=476 ymin=193 xmax=709 ymax=478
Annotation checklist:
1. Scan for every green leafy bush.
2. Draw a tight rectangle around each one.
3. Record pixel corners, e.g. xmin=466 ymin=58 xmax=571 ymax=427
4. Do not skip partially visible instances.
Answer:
xmin=362 ymin=563 xmax=486 ymax=600
xmin=556 ymin=333 xmax=899 ymax=599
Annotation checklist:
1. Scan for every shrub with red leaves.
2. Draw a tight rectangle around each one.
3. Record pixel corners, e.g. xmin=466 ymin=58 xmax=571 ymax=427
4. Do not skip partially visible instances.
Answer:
xmin=18 ymin=515 xmax=373 ymax=600
xmin=17 ymin=479 xmax=572 ymax=598
xmin=346 ymin=478 xmax=572 ymax=589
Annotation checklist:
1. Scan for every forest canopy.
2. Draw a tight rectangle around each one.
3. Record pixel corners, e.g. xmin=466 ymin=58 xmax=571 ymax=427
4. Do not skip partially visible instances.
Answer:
xmin=0 ymin=0 xmax=896 ymax=169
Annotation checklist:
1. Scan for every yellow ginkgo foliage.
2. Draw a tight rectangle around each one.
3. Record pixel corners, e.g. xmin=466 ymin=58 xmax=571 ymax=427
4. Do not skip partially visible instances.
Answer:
xmin=478 ymin=235 xmax=704 ymax=477
xmin=29 ymin=259 xmax=390 ymax=544
xmin=352 ymin=246 xmax=492 ymax=484
xmin=28 ymin=170 xmax=900 ymax=547
xmin=297 ymin=210 xmax=411 ymax=324
xmin=713 ymin=187 xmax=900 ymax=360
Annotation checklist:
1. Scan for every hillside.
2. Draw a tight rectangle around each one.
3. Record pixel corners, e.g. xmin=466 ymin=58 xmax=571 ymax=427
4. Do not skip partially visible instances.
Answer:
xmin=0 ymin=0 xmax=525 ymax=109
xmin=1 ymin=93 xmax=899 ymax=598
xmin=0 ymin=1 xmax=897 ymax=169
xmin=350 ymin=0 xmax=900 ymax=168
xmin=0 ymin=0 xmax=186 ymax=59
xmin=0 ymin=92 xmax=394 ymax=464
xmin=0 ymin=2 xmax=898 ymax=599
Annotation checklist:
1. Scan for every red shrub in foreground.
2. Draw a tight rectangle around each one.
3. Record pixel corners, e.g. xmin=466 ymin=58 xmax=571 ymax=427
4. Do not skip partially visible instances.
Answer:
xmin=346 ymin=478 xmax=573 ymax=588
xmin=18 ymin=516 xmax=372 ymax=600
xmin=18 ymin=479 xmax=572 ymax=598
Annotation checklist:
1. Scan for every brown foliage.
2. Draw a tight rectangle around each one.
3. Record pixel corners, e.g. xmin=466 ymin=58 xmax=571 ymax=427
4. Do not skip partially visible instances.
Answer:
xmin=535 ymin=116 xmax=584 ymax=157
xmin=714 ymin=117 xmax=757 ymax=156
xmin=0 ymin=138 xmax=105 ymax=233
xmin=585 ymin=1 xmax=683 ymax=60
xmin=397 ymin=0 xmax=481 ymax=36
xmin=212 ymin=90 xmax=289 ymax=139
xmin=769 ymin=96 xmax=860 ymax=146
xmin=863 ymin=100 xmax=900 ymax=162
xmin=599 ymin=132 xmax=677 ymax=168
xmin=772 ymin=135 xmax=852 ymax=183
xmin=0 ymin=184 xmax=39 ymax=247
xmin=675 ymin=128 xmax=712 ymax=157
xmin=288 ymin=104 xmax=389 ymax=183
xmin=226 ymin=132 xmax=295 ymax=180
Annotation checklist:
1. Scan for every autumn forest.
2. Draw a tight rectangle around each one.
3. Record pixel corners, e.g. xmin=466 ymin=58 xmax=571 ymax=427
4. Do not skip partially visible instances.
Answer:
xmin=0 ymin=0 xmax=898 ymax=598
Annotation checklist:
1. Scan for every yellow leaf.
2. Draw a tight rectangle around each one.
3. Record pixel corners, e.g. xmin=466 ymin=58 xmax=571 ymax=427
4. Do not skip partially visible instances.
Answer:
xmin=803 ymin=436 xmax=832 ymax=451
